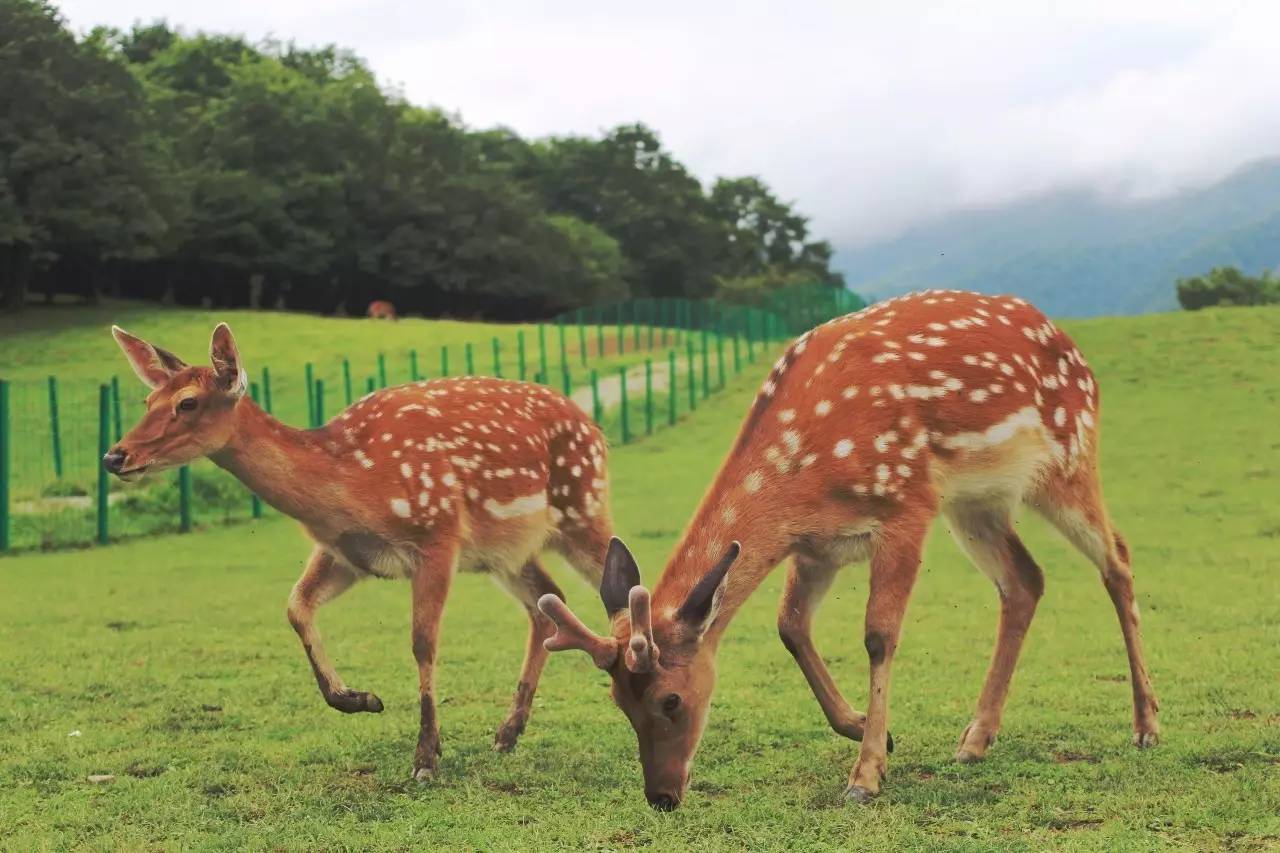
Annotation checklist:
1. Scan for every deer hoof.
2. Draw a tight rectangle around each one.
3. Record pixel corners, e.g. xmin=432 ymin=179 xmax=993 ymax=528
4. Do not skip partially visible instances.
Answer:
xmin=954 ymin=747 xmax=985 ymax=764
xmin=1133 ymin=730 xmax=1159 ymax=749
xmin=843 ymin=784 xmax=877 ymax=804
xmin=329 ymin=690 xmax=383 ymax=714
xmin=412 ymin=766 xmax=435 ymax=784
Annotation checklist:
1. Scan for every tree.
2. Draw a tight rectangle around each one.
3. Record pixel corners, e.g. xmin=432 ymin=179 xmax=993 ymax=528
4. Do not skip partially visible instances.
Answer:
xmin=1 ymin=0 xmax=162 ymax=309
xmin=1177 ymin=266 xmax=1280 ymax=310
xmin=3 ymin=3 xmax=846 ymax=318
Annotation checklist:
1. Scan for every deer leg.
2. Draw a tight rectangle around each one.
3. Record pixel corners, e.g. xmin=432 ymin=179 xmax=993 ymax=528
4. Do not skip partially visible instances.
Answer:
xmin=778 ymin=554 xmax=882 ymax=747
xmin=1034 ymin=486 xmax=1159 ymax=747
xmin=409 ymin=545 xmax=457 ymax=782
xmin=491 ymin=558 xmax=565 ymax=753
xmin=553 ymin=516 xmax=611 ymax=589
xmin=287 ymin=548 xmax=381 ymax=713
xmin=845 ymin=514 xmax=929 ymax=803
xmin=945 ymin=503 xmax=1044 ymax=762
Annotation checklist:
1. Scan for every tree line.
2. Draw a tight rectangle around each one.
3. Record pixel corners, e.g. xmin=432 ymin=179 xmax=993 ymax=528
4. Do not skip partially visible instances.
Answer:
xmin=0 ymin=0 xmax=846 ymax=317
xmin=1176 ymin=266 xmax=1280 ymax=311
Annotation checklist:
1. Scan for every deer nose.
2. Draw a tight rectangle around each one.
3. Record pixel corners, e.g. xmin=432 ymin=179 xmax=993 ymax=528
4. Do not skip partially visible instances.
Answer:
xmin=647 ymin=793 xmax=678 ymax=811
xmin=102 ymin=448 xmax=127 ymax=474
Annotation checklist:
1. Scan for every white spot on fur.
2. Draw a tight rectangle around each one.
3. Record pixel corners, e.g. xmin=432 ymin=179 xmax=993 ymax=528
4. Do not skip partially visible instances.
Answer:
xmin=481 ymin=493 xmax=547 ymax=519
xmin=389 ymin=498 xmax=411 ymax=518
xmin=744 ymin=470 xmax=764 ymax=493
xmin=834 ymin=439 xmax=854 ymax=458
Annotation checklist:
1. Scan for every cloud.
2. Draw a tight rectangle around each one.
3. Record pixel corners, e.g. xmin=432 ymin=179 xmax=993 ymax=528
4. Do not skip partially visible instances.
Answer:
xmin=57 ymin=0 xmax=1280 ymax=247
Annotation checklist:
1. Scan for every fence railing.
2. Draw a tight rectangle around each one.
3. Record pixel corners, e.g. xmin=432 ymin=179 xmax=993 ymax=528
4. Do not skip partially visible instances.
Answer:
xmin=0 ymin=288 xmax=864 ymax=553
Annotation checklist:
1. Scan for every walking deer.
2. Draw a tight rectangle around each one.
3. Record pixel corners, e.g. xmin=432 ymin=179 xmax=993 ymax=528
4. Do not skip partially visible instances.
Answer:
xmin=541 ymin=290 xmax=1159 ymax=808
xmin=105 ymin=324 xmax=612 ymax=779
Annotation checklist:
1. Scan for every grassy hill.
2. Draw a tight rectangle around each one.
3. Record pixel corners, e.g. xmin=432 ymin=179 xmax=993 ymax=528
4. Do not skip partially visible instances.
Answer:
xmin=1 ymin=306 xmax=1277 ymax=848
xmin=837 ymin=159 xmax=1280 ymax=317
xmin=0 ymin=300 xmax=547 ymax=382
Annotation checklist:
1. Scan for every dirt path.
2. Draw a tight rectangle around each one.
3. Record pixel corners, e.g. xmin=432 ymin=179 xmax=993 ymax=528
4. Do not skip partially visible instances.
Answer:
xmin=571 ymin=358 xmax=673 ymax=415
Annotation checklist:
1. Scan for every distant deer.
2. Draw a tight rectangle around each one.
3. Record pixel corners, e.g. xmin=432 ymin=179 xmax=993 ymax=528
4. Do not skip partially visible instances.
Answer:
xmin=540 ymin=290 xmax=1159 ymax=809
xmin=367 ymin=300 xmax=397 ymax=320
xmin=105 ymin=324 xmax=612 ymax=779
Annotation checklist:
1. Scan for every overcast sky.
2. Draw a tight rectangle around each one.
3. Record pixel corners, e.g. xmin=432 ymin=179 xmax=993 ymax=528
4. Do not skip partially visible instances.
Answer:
xmin=57 ymin=0 xmax=1280 ymax=249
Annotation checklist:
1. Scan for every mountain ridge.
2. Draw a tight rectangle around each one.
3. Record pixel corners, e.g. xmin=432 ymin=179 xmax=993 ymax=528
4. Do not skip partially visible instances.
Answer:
xmin=836 ymin=159 xmax=1280 ymax=316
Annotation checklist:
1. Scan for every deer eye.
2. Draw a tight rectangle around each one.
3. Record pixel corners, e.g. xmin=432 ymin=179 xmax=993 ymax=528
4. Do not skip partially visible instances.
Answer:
xmin=177 ymin=397 xmax=198 ymax=412
xmin=662 ymin=693 xmax=681 ymax=715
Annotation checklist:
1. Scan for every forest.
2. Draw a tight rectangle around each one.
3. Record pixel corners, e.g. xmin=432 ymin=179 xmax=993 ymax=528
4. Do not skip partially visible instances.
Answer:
xmin=0 ymin=0 xmax=844 ymax=318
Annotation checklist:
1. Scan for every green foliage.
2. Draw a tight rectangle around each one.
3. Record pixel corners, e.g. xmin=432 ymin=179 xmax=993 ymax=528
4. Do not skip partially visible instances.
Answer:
xmin=0 ymin=3 xmax=846 ymax=317
xmin=1176 ymin=265 xmax=1280 ymax=310
xmin=1 ymin=307 xmax=1278 ymax=847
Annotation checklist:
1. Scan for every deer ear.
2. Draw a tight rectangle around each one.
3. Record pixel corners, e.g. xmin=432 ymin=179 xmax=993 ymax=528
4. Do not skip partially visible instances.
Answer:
xmin=210 ymin=323 xmax=246 ymax=397
xmin=600 ymin=537 xmax=641 ymax=617
xmin=112 ymin=326 xmax=187 ymax=389
xmin=677 ymin=541 xmax=740 ymax=636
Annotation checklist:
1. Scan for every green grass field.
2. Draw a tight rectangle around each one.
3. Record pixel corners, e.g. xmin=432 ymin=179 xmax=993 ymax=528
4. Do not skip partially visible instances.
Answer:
xmin=1 ymin=306 xmax=1278 ymax=850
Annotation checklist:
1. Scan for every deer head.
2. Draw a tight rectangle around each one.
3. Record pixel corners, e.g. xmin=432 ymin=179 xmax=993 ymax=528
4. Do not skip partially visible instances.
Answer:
xmin=104 ymin=324 xmax=247 ymax=480
xmin=539 ymin=536 xmax=739 ymax=810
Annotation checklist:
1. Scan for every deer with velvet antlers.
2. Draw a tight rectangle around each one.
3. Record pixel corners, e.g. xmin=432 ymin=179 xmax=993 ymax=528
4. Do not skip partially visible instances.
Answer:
xmin=540 ymin=289 xmax=1159 ymax=808
xmin=105 ymin=324 xmax=612 ymax=780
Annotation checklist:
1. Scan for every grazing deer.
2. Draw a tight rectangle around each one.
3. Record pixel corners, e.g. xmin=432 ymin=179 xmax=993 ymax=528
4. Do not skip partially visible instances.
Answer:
xmin=105 ymin=324 xmax=612 ymax=779
xmin=367 ymin=300 xmax=397 ymax=320
xmin=540 ymin=290 xmax=1159 ymax=808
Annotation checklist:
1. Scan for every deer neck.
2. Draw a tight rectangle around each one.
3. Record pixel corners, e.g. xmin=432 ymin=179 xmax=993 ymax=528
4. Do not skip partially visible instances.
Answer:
xmin=209 ymin=398 xmax=340 ymax=523
xmin=651 ymin=463 xmax=797 ymax=647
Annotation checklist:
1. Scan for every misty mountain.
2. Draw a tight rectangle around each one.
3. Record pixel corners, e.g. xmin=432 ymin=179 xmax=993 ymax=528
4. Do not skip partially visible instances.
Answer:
xmin=836 ymin=159 xmax=1280 ymax=316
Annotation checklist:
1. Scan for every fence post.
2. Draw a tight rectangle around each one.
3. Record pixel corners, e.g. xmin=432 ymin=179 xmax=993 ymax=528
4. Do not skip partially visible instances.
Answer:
xmin=47 ymin=376 xmax=63 ymax=478
xmin=314 ymin=379 xmax=325 ymax=425
xmin=492 ymin=337 xmax=502 ymax=378
xmin=305 ymin=362 xmax=315 ymax=425
xmin=111 ymin=375 xmax=122 ymax=442
xmin=616 ymin=309 xmax=625 ymax=356
xmin=701 ymin=329 xmax=710 ymax=400
xmin=632 ymin=303 xmax=640 ymax=351
xmin=686 ymin=340 xmax=697 ymax=411
xmin=517 ymin=330 xmax=527 ymax=381
xmin=716 ymin=330 xmax=726 ymax=390
xmin=578 ymin=316 xmax=588 ymax=367
xmin=733 ymin=331 xmax=741 ymax=375
xmin=366 ymin=377 xmax=376 ymax=394
xmin=538 ymin=324 xmax=548 ymax=378
xmin=668 ymin=350 xmax=677 ymax=426
xmin=97 ymin=384 xmax=110 ymax=545
xmin=262 ymin=366 xmax=273 ymax=412
xmin=0 ymin=380 xmax=9 ymax=551
xmin=409 ymin=349 xmax=420 ymax=381
xmin=440 ymin=346 xmax=450 ymax=377
xmin=249 ymin=381 xmax=264 ymax=519
xmin=561 ymin=364 xmax=572 ymax=397
xmin=343 ymin=358 xmax=353 ymax=405
xmin=178 ymin=465 xmax=192 ymax=533
xmin=590 ymin=370 xmax=602 ymax=423
xmin=558 ymin=318 xmax=567 ymax=370
xmin=645 ymin=359 xmax=654 ymax=435
xmin=465 ymin=342 xmax=475 ymax=376
xmin=619 ymin=366 xmax=630 ymax=444
xmin=377 ymin=353 xmax=388 ymax=388
xmin=596 ymin=309 xmax=605 ymax=358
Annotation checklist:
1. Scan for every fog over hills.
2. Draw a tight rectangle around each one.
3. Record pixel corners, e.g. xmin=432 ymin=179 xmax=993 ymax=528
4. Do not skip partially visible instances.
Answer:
xmin=836 ymin=160 xmax=1280 ymax=317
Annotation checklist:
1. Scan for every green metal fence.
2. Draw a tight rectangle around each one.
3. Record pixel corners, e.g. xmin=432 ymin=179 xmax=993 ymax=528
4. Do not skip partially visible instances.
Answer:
xmin=0 ymin=289 xmax=864 ymax=553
